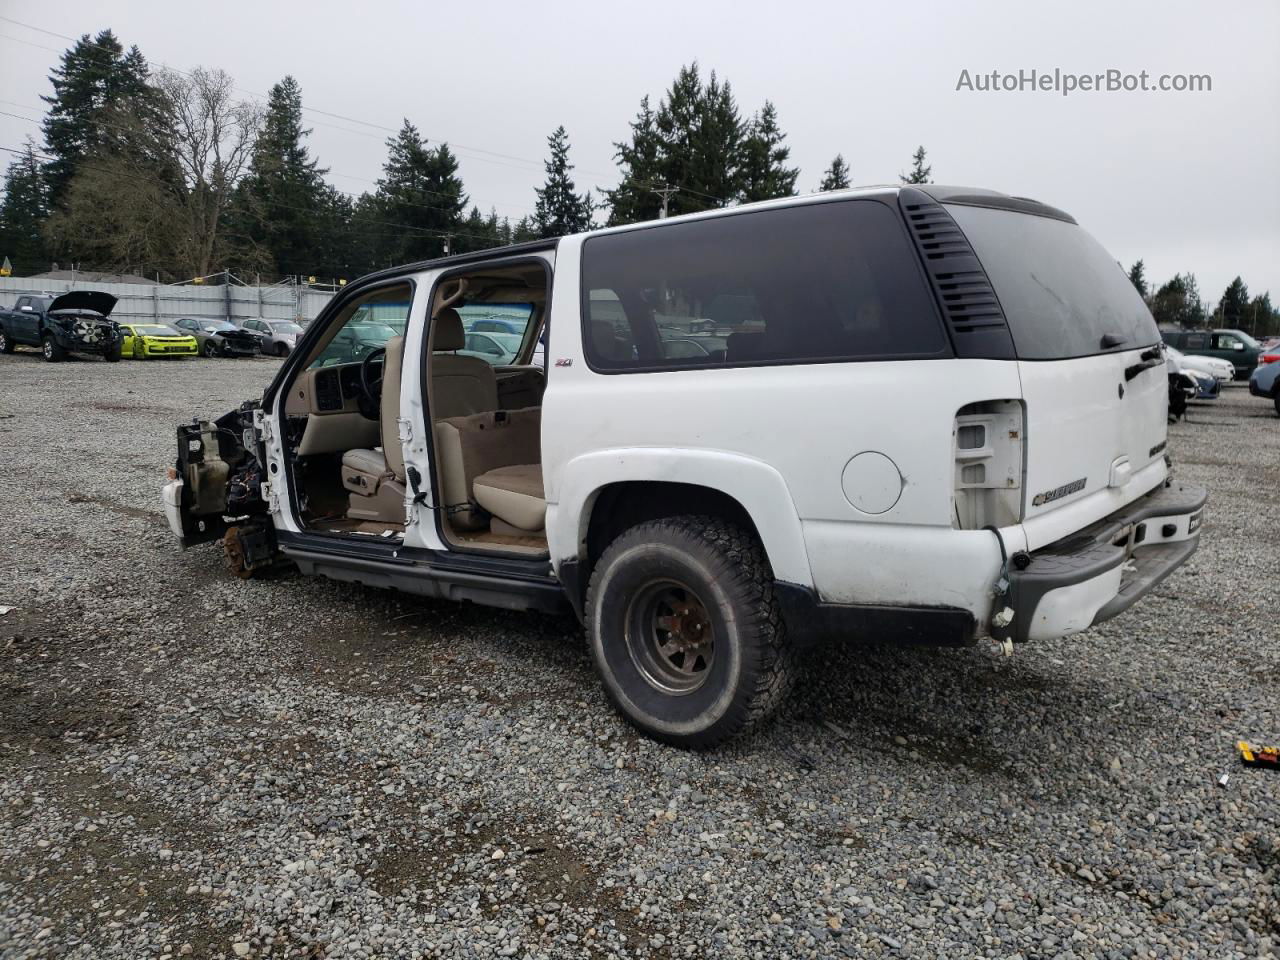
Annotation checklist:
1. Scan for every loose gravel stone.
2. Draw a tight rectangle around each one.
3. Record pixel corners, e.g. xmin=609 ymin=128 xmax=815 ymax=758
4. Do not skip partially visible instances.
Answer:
xmin=0 ymin=355 xmax=1276 ymax=959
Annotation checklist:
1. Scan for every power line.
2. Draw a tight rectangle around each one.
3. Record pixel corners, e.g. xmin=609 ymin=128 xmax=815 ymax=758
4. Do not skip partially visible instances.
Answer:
xmin=0 ymin=17 xmax=576 ymax=178
xmin=0 ymin=108 xmax=536 ymax=221
xmin=0 ymin=13 xmax=737 ymax=206
xmin=0 ymin=143 xmax=521 ymax=249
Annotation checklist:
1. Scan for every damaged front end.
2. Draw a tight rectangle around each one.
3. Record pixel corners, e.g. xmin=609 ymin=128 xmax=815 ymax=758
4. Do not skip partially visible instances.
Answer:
xmin=162 ymin=402 xmax=278 ymax=573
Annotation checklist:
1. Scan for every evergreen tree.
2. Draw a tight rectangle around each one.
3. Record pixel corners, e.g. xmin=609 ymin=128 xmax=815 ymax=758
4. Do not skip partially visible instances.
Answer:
xmin=1247 ymin=292 xmax=1278 ymax=337
xmin=0 ymin=140 xmax=51 ymax=274
xmin=1127 ymin=260 xmax=1148 ymax=299
xmin=738 ymin=102 xmax=798 ymax=203
xmin=819 ymin=154 xmax=852 ymax=191
xmin=372 ymin=120 xmax=467 ymax=264
xmin=900 ymin=145 xmax=932 ymax=184
xmin=681 ymin=70 xmax=743 ymax=212
xmin=41 ymin=30 xmax=160 ymax=209
xmin=512 ymin=216 xmax=539 ymax=243
xmin=454 ymin=205 xmax=509 ymax=254
xmin=533 ymin=126 xmax=592 ymax=238
xmin=608 ymin=64 xmax=747 ymax=224
xmin=606 ymin=96 xmax=664 ymax=225
xmin=1216 ymin=276 xmax=1249 ymax=327
xmin=234 ymin=76 xmax=331 ymax=278
xmin=1151 ymin=273 xmax=1205 ymax=329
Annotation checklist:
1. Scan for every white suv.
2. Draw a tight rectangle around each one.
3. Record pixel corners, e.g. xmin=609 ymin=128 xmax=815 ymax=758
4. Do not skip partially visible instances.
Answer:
xmin=163 ymin=185 xmax=1206 ymax=748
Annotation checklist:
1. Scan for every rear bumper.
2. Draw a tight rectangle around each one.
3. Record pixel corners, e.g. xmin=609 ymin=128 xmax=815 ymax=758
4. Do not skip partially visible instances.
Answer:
xmin=993 ymin=482 xmax=1207 ymax=644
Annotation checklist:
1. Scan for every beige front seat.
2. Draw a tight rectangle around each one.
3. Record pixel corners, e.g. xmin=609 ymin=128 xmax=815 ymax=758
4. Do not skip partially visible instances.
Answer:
xmin=431 ymin=308 xmax=498 ymax=419
xmin=341 ymin=335 xmax=407 ymax=524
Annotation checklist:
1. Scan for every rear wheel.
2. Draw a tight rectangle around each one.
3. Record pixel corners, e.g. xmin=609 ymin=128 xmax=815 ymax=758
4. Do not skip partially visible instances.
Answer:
xmin=585 ymin=515 xmax=794 ymax=748
xmin=0 ymin=330 xmax=12 ymax=354
xmin=103 ymin=343 xmax=122 ymax=362
xmin=42 ymin=334 xmax=65 ymax=363
xmin=275 ymin=342 xmax=289 ymax=357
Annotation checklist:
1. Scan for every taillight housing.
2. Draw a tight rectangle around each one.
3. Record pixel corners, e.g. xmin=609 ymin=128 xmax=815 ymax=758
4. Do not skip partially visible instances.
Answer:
xmin=952 ymin=400 xmax=1024 ymax=529
xmin=1260 ymin=352 xmax=1279 ymax=366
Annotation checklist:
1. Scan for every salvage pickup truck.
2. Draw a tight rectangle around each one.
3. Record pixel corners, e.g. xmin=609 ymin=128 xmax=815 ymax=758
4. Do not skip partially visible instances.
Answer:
xmin=0 ymin=291 xmax=123 ymax=362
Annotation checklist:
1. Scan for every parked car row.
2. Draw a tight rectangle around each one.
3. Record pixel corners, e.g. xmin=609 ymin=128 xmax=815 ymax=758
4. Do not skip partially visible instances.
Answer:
xmin=1161 ymin=327 xmax=1268 ymax=379
xmin=0 ymin=290 xmax=307 ymax=362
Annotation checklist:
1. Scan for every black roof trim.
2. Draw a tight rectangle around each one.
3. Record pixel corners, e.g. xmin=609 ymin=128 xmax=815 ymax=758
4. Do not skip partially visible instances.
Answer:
xmin=921 ymin=186 xmax=1076 ymax=224
xmin=353 ymin=237 xmax=559 ymax=288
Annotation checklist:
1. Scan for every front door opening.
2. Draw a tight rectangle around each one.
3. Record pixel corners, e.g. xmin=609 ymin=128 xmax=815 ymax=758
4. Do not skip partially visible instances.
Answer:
xmin=280 ymin=282 xmax=414 ymax=539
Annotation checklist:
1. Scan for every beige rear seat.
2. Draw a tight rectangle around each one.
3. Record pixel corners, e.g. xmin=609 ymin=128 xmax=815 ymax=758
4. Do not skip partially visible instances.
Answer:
xmin=434 ymin=408 xmax=541 ymax=530
xmin=473 ymin=464 xmax=545 ymax=533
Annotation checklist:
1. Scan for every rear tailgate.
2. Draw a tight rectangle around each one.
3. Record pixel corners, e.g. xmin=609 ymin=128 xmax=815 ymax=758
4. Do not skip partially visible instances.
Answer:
xmin=946 ymin=203 xmax=1168 ymax=549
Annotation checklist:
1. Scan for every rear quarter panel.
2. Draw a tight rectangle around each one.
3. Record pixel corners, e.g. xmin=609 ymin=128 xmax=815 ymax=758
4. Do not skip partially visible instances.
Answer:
xmin=541 ymin=235 xmax=1020 ymax=613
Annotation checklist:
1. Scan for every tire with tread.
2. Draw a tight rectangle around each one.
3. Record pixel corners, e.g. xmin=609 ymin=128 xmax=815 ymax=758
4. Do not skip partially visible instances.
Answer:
xmin=0 ymin=329 xmax=12 ymax=354
xmin=104 ymin=343 xmax=122 ymax=362
xmin=585 ymin=515 xmax=794 ymax=748
xmin=42 ymin=334 xmax=65 ymax=362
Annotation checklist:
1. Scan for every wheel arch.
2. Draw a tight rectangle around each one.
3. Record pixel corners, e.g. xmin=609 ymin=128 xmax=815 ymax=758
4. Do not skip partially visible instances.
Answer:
xmin=548 ymin=449 xmax=814 ymax=615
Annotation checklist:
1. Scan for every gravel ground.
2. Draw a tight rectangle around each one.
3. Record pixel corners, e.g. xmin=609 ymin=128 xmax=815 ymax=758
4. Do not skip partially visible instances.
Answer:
xmin=0 ymin=351 xmax=1276 ymax=960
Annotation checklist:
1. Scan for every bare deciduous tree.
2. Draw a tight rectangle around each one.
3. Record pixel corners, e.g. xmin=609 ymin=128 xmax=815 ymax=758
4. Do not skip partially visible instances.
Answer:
xmin=45 ymin=67 xmax=263 ymax=279
xmin=154 ymin=67 xmax=261 ymax=276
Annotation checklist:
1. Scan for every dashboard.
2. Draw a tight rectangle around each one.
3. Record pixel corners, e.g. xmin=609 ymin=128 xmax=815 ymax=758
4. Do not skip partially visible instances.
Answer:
xmin=312 ymin=360 xmax=382 ymax=413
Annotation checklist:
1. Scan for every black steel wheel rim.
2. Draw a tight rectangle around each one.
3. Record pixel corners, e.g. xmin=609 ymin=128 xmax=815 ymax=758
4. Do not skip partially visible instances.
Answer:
xmin=624 ymin=579 xmax=716 ymax=696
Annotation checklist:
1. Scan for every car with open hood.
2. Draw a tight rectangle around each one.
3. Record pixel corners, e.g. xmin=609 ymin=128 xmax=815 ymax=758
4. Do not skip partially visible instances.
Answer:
xmin=0 ymin=291 xmax=123 ymax=362
xmin=162 ymin=184 xmax=1207 ymax=748
xmin=119 ymin=322 xmax=199 ymax=359
xmin=172 ymin=318 xmax=262 ymax=357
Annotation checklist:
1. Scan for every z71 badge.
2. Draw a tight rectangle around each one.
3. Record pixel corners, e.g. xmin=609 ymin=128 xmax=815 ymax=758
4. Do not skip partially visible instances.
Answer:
xmin=1032 ymin=477 xmax=1087 ymax=507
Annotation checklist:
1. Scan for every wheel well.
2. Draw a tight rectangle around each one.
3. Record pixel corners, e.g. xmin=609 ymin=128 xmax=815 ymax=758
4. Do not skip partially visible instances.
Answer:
xmin=583 ymin=481 xmax=764 ymax=581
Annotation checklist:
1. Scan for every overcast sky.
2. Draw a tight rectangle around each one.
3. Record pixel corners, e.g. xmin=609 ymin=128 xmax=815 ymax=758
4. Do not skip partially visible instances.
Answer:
xmin=1 ymin=0 xmax=1277 ymax=302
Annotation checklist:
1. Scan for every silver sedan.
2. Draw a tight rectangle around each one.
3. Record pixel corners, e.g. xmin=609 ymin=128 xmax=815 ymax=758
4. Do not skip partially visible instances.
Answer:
xmin=239 ymin=318 xmax=304 ymax=357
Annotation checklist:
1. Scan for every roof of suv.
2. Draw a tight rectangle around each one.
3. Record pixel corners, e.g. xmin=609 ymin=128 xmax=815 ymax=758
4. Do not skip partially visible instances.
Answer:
xmin=352 ymin=184 xmax=1077 ymax=288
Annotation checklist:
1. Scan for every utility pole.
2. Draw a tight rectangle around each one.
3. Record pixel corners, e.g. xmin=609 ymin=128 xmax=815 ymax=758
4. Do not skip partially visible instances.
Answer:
xmin=442 ymin=234 xmax=453 ymax=256
xmin=653 ymin=185 xmax=680 ymax=219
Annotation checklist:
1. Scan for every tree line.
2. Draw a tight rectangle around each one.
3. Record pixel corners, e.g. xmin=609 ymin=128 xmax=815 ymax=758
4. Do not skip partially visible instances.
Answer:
xmin=1126 ymin=260 xmax=1279 ymax=338
xmin=0 ymin=30 xmax=935 ymax=284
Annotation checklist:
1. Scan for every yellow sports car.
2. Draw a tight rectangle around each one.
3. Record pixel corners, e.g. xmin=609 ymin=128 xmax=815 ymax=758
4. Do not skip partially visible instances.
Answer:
xmin=119 ymin=323 xmax=199 ymax=359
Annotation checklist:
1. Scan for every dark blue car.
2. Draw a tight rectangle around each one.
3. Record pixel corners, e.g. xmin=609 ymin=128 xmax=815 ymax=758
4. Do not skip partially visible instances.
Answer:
xmin=1249 ymin=360 xmax=1280 ymax=416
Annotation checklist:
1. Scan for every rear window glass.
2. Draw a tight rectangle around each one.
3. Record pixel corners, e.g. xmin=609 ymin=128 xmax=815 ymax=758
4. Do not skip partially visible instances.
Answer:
xmin=581 ymin=200 xmax=947 ymax=371
xmin=947 ymin=204 xmax=1159 ymax=360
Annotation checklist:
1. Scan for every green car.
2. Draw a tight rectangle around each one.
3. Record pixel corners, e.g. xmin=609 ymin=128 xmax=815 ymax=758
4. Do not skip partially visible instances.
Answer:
xmin=1161 ymin=328 xmax=1264 ymax=380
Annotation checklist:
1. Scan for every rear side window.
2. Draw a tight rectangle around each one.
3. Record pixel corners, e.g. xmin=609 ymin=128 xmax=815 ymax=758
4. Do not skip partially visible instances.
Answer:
xmin=581 ymin=200 xmax=948 ymax=371
xmin=948 ymin=204 xmax=1159 ymax=360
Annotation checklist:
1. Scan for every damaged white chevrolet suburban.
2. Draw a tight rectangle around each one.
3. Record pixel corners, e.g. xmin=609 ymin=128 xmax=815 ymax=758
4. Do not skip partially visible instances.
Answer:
xmin=162 ymin=185 xmax=1207 ymax=747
